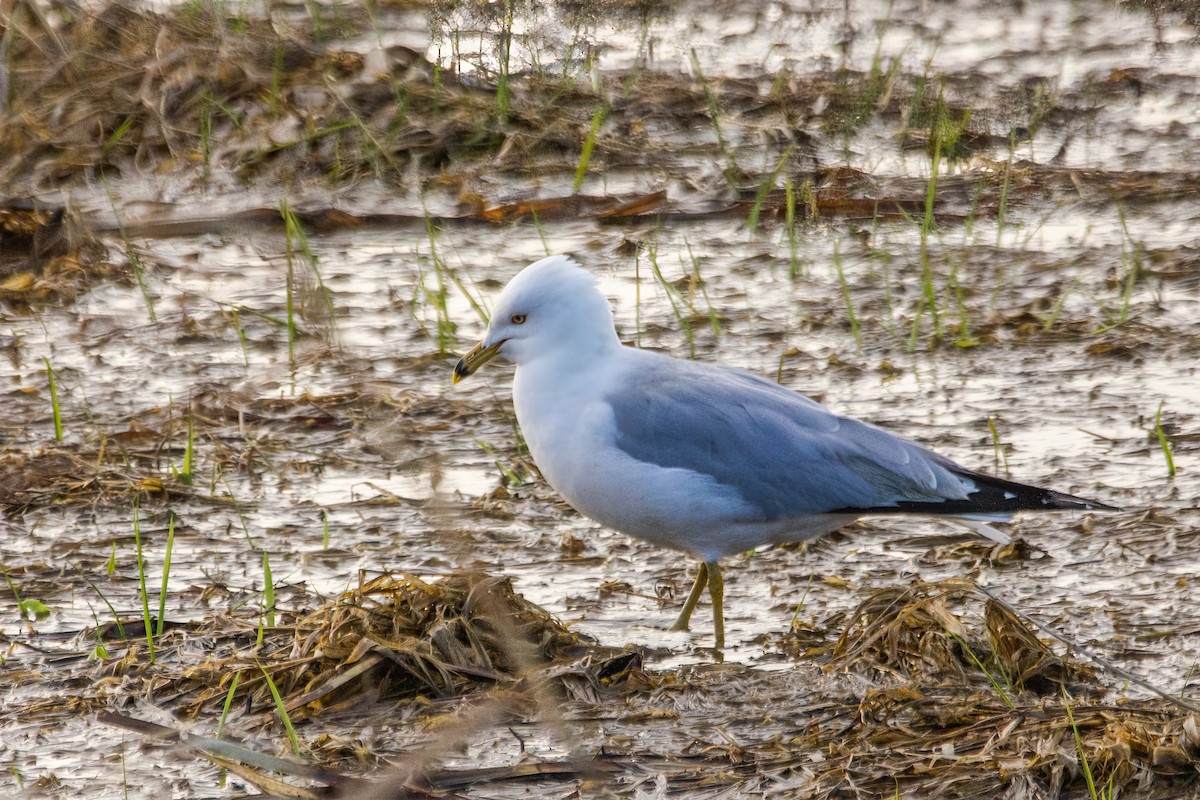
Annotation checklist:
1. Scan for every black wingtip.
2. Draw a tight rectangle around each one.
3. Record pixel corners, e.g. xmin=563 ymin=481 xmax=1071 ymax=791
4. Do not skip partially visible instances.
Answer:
xmin=838 ymin=470 xmax=1119 ymax=517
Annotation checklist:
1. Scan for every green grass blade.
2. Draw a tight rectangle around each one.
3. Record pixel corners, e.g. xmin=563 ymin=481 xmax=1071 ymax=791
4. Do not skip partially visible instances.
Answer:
xmin=952 ymin=633 xmax=1014 ymax=709
xmin=1154 ymin=401 xmax=1177 ymax=478
xmin=42 ymin=357 xmax=63 ymax=442
xmin=155 ymin=513 xmax=176 ymax=638
xmin=746 ymin=145 xmax=794 ymax=237
xmin=260 ymin=666 xmax=301 ymax=755
xmin=133 ymin=502 xmax=156 ymax=662
xmin=573 ymin=103 xmax=608 ymax=192
xmin=832 ymin=243 xmax=862 ymax=349
xmin=987 ymin=416 xmax=1010 ymax=476
xmin=217 ymin=670 xmax=242 ymax=736
xmin=1062 ymin=687 xmax=1101 ymax=800
xmin=179 ymin=417 xmax=195 ymax=485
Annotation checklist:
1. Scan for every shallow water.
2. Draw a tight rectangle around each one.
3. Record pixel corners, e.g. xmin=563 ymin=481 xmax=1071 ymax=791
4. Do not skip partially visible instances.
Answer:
xmin=3 ymin=0 xmax=1200 ymax=797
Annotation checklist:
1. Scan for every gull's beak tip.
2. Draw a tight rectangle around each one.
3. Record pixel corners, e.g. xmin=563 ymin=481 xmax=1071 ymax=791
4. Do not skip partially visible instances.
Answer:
xmin=452 ymin=339 xmax=502 ymax=385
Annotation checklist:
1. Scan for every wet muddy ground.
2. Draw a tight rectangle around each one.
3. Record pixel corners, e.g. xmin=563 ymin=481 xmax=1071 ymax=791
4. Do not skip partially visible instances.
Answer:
xmin=1 ymin=0 xmax=1199 ymax=797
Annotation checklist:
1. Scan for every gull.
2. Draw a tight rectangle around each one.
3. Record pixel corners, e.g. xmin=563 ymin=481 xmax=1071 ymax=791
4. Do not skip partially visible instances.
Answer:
xmin=453 ymin=255 xmax=1116 ymax=649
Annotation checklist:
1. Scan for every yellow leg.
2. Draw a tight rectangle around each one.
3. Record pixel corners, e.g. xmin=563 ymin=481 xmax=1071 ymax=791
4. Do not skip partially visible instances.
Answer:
xmin=706 ymin=560 xmax=725 ymax=650
xmin=669 ymin=561 xmax=708 ymax=632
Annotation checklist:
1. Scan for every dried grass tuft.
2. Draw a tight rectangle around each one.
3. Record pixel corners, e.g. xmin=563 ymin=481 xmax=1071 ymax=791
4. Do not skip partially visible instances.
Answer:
xmin=158 ymin=572 xmax=631 ymax=724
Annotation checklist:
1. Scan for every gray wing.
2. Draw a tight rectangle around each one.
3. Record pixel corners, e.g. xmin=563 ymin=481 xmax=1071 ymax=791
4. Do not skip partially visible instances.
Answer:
xmin=607 ymin=356 xmax=976 ymax=522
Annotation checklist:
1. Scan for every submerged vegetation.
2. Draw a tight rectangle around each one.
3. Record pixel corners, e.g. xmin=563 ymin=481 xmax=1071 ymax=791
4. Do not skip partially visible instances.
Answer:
xmin=1 ymin=0 xmax=1198 ymax=797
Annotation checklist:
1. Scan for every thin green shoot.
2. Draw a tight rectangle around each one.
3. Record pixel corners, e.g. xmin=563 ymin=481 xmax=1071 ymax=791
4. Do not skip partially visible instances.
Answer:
xmin=85 ymin=605 xmax=107 ymax=656
xmin=4 ymin=566 xmax=24 ymax=617
xmin=530 ymin=209 xmax=551 ymax=258
xmin=746 ymin=145 xmax=794 ymax=237
xmin=258 ymin=550 xmax=275 ymax=646
xmin=106 ymin=542 xmax=117 ymax=576
xmin=987 ymin=416 xmax=1010 ymax=476
xmin=103 ymin=117 xmax=135 ymax=156
xmin=476 ymin=439 xmax=530 ymax=486
xmin=684 ymin=242 xmax=721 ymax=338
xmin=426 ymin=252 xmax=455 ymax=356
xmin=784 ymin=177 xmax=802 ymax=280
xmin=175 ymin=417 xmax=195 ymax=485
xmin=1040 ymin=277 xmax=1081 ymax=331
xmin=574 ymin=102 xmax=608 ymax=192
xmin=915 ymin=137 xmax=943 ymax=345
xmin=832 ymin=243 xmax=862 ymax=349
xmin=951 ymin=632 xmax=1014 ymax=709
xmin=634 ymin=249 xmax=643 ymax=347
xmin=910 ymin=95 xmax=969 ymax=349
xmin=322 ymin=509 xmax=330 ymax=550
xmin=441 ymin=255 xmax=487 ymax=323
xmin=281 ymin=202 xmax=300 ymax=366
xmin=799 ymin=177 xmax=818 ymax=219
xmin=101 ymin=175 xmax=157 ymax=321
xmin=1154 ymin=401 xmax=1176 ymax=478
xmin=260 ymin=666 xmax=302 ymax=755
xmin=68 ymin=558 xmax=125 ymax=639
xmin=261 ymin=120 xmax=357 ymax=156
xmin=280 ymin=200 xmax=338 ymax=364
xmin=217 ymin=670 xmax=242 ymax=736
xmin=229 ymin=304 xmax=289 ymax=328
xmin=996 ymin=145 xmax=1015 ymax=246
xmin=949 ymin=252 xmax=979 ymax=347
xmin=690 ymin=49 xmax=738 ymax=188
xmin=1062 ymin=687 xmax=1101 ymax=800
xmin=494 ymin=0 xmax=514 ymax=121
xmin=199 ymin=91 xmax=213 ymax=181
xmin=789 ymin=574 xmax=814 ymax=629
xmin=133 ymin=502 xmax=156 ymax=662
xmin=646 ymin=246 xmax=695 ymax=357
xmin=43 ymin=357 xmax=62 ymax=442
xmin=776 ymin=348 xmax=801 ymax=384
xmin=1104 ymin=202 xmax=1143 ymax=331
xmin=155 ymin=513 xmax=176 ymax=638
xmin=227 ymin=305 xmax=251 ymax=366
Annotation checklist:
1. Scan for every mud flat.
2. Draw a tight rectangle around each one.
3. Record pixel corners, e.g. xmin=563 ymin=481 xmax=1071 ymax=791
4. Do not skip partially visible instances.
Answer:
xmin=1 ymin=0 xmax=1198 ymax=797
